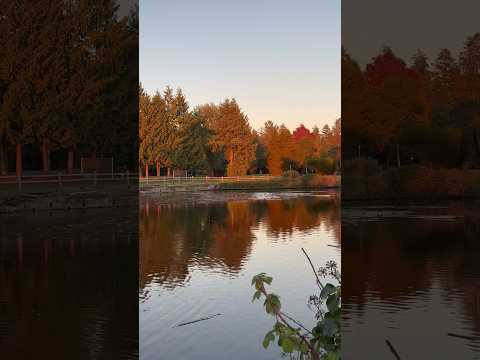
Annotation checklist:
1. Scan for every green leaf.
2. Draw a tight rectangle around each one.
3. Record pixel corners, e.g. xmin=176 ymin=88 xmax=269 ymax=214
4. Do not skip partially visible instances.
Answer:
xmin=263 ymin=275 xmax=273 ymax=285
xmin=322 ymin=317 xmax=339 ymax=338
xmin=299 ymin=342 xmax=309 ymax=354
xmin=324 ymin=350 xmax=341 ymax=360
xmin=281 ymin=337 xmax=294 ymax=353
xmin=251 ymin=290 xmax=262 ymax=303
xmin=326 ymin=293 xmax=340 ymax=313
xmin=262 ymin=331 xmax=275 ymax=349
xmin=264 ymin=294 xmax=281 ymax=314
xmin=320 ymin=283 xmax=337 ymax=299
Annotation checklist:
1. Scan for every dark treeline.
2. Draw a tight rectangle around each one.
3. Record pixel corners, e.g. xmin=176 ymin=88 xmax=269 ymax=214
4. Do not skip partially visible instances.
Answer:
xmin=139 ymin=85 xmax=340 ymax=177
xmin=343 ymin=33 xmax=480 ymax=169
xmin=0 ymin=0 xmax=138 ymax=176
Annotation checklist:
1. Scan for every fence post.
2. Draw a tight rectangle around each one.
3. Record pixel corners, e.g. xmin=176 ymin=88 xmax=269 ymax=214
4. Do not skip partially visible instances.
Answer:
xmin=94 ymin=171 xmax=97 ymax=187
xmin=58 ymin=173 xmax=62 ymax=188
xmin=17 ymin=175 xmax=22 ymax=191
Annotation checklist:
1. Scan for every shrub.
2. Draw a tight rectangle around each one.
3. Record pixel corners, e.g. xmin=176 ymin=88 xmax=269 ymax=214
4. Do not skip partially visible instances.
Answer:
xmin=283 ymin=169 xmax=300 ymax=178
xmin=252 ymin=255 xmax=341 ymax=360
xmin=306 ymin=157 xmax=335 ymax=175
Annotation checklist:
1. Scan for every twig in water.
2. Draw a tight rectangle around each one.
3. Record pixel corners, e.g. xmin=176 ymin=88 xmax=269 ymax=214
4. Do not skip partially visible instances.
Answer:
xmin=301 ymin=247 xmax=323 ymax=290
xmin=280 ymin=311 xmax=313 ymax=335
xmin=447 ymin=332 xmax=476 ymax=341
xmin=174 ymin=313 xmax=222 ymax=327
xmin=386 ymin=339 xmax=401 ymax=360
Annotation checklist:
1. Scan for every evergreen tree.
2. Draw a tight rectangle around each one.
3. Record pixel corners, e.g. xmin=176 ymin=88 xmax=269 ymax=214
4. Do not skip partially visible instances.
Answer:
xmin=171 ymin=114 xmax=212 ymax=174
xmin=210 ymin=99 xmax=256 ymax=176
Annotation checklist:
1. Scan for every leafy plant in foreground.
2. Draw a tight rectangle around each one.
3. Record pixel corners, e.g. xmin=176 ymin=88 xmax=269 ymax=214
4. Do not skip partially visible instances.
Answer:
xmin=251 ymin=253 xmax=341 ymax=360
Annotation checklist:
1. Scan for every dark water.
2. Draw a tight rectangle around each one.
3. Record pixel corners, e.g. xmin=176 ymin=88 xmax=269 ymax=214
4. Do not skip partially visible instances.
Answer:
xmin=342 ymin=202 xmax=480 ymax=359
xmin=0 ymin=208 xmax=138 ymax=360
xmin=139 ymin=192 xmax=340 ymax=360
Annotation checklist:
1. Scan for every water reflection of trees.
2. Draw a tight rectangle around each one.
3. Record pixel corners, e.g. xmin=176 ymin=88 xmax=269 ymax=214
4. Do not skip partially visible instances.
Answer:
xmin=0 ymin=211 xmax=138 ymax=359
xmin=139 ymin=196 xmax=340 ymax=291
xmin=343 ymin=202 xmax=480 ymax=336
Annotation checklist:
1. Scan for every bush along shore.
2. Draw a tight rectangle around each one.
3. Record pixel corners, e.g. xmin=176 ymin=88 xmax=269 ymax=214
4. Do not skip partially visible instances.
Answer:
xmin=343 ymin=159 xmax=480 ymax=201
xmin=215 ymin=174 xmax=340 ymax=191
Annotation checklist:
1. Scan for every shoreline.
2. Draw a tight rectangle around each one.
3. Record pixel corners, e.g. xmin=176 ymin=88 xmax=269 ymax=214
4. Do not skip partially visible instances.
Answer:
xmin=140 ymin=188 xmax=339 ymax=208
xmin=0 ymin=186 xmax=338 ymax=214
xmin=0 ymin=189 xmax=138 ymax=214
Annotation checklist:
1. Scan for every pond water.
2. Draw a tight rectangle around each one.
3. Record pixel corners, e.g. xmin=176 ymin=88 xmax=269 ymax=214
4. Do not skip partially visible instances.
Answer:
xmin=0 ymin=208 xmax=139 ymax=359
xmin=139 ymin=191 xmax=340 ymax=360
xmin=342 ymin=202 xmax=480 ymax=359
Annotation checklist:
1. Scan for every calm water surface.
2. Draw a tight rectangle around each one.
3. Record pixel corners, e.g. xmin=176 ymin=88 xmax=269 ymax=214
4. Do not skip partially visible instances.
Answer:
xmin=343 ymin=202 xmax=480 ymax=359
xmin=0 ymin=208 xmax=138 ymax=360
xmin=139 ymin=191 xmax=340 ymax=360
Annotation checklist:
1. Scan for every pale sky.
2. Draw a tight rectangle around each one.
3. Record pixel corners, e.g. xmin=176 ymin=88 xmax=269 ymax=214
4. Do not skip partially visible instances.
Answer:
xmin=140 ymin=0 xmax=340 ymax=131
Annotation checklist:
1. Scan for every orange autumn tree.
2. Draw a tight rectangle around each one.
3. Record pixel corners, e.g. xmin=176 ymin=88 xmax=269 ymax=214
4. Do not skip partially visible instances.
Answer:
xmin=209 ymin=99 xmax=257 ymax=176
xmin=260 ymin=122 xmax=295 ymax=175
xmin=292 ymin=124 xmax=316 ymax=171
xmin=140 ymin=86 xmax=339 ymax=176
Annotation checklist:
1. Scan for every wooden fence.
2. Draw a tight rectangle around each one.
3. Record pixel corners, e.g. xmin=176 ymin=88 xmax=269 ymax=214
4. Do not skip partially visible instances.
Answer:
xmin=139 ymin=174 xmax=281 ymax=185
xmin=0 ymin=172 xmax=140 ymax=190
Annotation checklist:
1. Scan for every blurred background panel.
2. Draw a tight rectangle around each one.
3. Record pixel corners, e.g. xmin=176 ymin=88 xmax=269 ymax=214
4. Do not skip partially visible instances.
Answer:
xmin=342 ymin=1 xmax=480 ymax=358
xmin=0 ymin=1 xmax=139 ymax=359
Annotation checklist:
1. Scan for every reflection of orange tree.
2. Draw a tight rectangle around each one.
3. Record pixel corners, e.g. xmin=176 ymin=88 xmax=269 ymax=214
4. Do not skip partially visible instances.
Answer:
xmin=343 ymin=207 xmax=480 ymax=336
xmin=209 ymin=201 xmax=257 ymax=270
xmin=140 ymin=197 xmax=340 ymax=290
xmin=139 ymin=202 xmax=256 ymax=289
xmin=139 ymin=205 xmax=225 ymax=289
xmin=262 ymin=198 xmax=340 ymax=245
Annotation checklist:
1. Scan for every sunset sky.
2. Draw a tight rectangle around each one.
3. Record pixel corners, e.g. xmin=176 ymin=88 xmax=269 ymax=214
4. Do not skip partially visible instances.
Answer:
xmin=140 ymin=0 xmax=340 ymax=131
xmin=343 ymin=0 xmax=479 ymax=66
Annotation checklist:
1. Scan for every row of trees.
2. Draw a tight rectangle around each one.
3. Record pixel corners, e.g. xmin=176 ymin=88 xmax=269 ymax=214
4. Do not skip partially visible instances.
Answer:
xmin=343 ymin=33 xmax=480 ymax=168
xmin=0 ymin=0 xmax=138 ymax=176
xmin=139 ymin=85 xmax=340 ymax=177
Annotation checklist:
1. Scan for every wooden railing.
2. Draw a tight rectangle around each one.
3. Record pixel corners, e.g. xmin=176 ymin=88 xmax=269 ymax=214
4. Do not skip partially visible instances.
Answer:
xmin=139 ymin=174 xmax=281 ymax=185
xmin=0 ymin=172 xmax=140 ymax=189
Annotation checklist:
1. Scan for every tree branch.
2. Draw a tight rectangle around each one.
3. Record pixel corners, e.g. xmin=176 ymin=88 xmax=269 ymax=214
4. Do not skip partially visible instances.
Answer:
xmin=301 ymin=247 xmax=323 ymax=290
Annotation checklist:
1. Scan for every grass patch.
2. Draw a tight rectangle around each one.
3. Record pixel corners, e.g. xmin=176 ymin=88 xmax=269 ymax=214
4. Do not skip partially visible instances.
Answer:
xmin=215 ymin=175 xmax=340 ymax=191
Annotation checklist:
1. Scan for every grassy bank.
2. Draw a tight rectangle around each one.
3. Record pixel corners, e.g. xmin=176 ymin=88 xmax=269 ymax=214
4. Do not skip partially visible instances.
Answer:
xmin=343 ymin=161 xmax=480 ymax=200
xmin=139 ymin=174 xmax=340 ymax=192
xmin=215 ymin=174 xmax=340 ymax=191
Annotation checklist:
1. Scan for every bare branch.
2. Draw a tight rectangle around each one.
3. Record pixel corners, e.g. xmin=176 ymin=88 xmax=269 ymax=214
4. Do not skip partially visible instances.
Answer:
xmin=301 ymin=247 xmax=323 ymax=290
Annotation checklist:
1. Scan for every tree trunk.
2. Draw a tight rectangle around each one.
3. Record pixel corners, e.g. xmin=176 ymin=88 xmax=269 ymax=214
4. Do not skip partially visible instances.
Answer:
xmin=145 ymin=164 xmax=148 ymax=177
xmin=0 ymin=142 xmax=7 ymax=175
xmin=16 ymin=143 xmax=22 ymax=177
xmin=41 ymin=139 xmax=50 ymax=173
xmin=91 ymin=150 xmax=97 ymax=172
xmin=67 ymin=148 xmax=74 ymax=174
xmin=167 ymin=167 xmax=171 ymax=177
xmin=156 ymin=162 xmax=160 ymax=176
xmin=227 ymin=149 xmax=234 ymax=176
xmin=396 ymin=144 xmax=401 ymax=168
